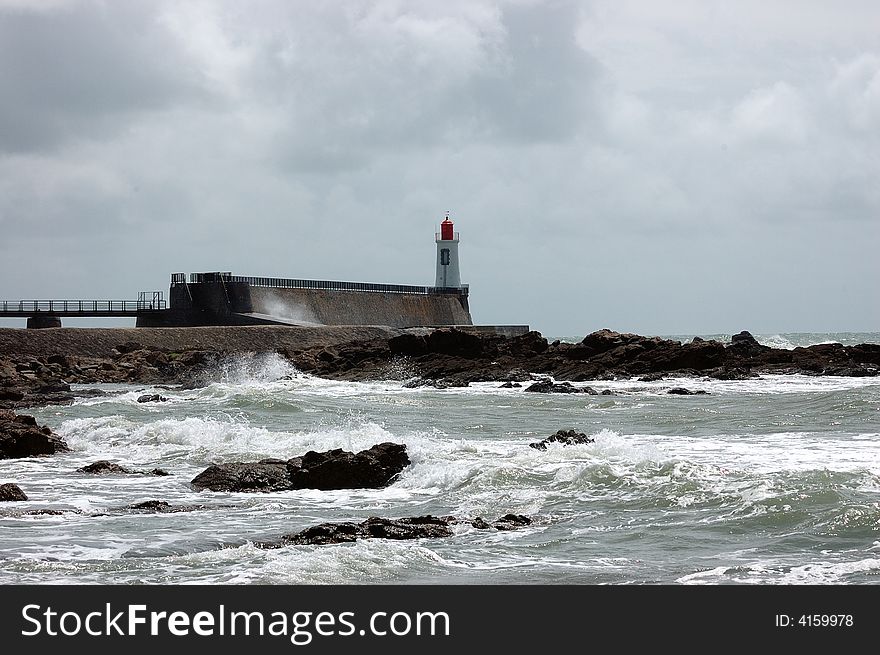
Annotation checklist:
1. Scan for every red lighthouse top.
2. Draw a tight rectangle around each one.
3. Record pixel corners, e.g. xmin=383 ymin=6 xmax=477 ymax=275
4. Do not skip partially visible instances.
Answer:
xmin=440 ymin=216 xmax=454 ymax=241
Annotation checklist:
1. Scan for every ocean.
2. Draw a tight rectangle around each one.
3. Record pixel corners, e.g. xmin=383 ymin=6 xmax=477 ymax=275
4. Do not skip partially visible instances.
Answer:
xmin=2 ymin=332 xmax=878 ymax=585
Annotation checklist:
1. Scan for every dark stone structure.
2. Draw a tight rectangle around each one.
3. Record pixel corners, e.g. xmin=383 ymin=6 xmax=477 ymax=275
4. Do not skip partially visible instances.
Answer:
xmin=136 ymin=272 xmax=474 ymax=329
xmin=26 ymin=316 xmax=62 ymax=329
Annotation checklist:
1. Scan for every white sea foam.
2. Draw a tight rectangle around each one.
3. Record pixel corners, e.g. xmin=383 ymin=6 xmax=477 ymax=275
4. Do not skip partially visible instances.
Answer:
xmin=677 ymin=557 xmax=880 ymax=585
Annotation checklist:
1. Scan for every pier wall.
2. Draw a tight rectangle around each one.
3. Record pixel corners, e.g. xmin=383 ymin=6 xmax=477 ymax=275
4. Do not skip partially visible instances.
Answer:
xmin=137 ymin=280 xmax=472 ymax=328
xmin=246 ymin=286 xmax=472 ymax=327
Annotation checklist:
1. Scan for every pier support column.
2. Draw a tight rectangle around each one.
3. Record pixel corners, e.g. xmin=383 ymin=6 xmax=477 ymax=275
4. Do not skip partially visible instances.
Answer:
xmin=26 ymin=315 xmax=62 ymax=329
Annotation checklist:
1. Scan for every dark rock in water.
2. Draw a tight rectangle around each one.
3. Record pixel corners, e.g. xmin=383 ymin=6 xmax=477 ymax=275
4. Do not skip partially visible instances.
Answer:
xmin=0 ymin=410 xmax=69 ymax=459
xmin=493 ymin=514 xmax=532 ymax=530
xmin=260 ymin=512 xmax=532 ymax=547
xmin=76 ymin=460 xmax=169 ymax=475
xmin=272 ymin=515 xmax=453 ymax=547
xmin=126 ymin=500 xmax=174 ymax=512
xmin=705 ymin=367 xmax=757 ymax=380
xmin=191 ymin=459 xmax=291 ymax=492
xmin=191 ymin=442 xmax=410 ymax=492
xmin=667 ymin=388 xmax=709 ymax=395
xmin=403 ymin=377 xmax=470 ymax=389
xmin=77 ymin=460 xmax=134 ymax=474
xmin=137 ymin=394 xmax=168 ymax=403
xmin=499 ymin=381 xmax=522 ymax=388
xmin=74 ymin=389 xmax=109 ymax=398
xmin=288 ymin=442 xmax=410 ymax=491
xmin=730 ymin=331 xmax=759 ymax=345
xmin=123 ymin=500 xmax=210 ymax=513
xmin=600 ymin=389 xmax=614 ymax=395
xmin=524 ymin=380 xmax=596 ymax=394
xmin=0 ymin=483 xmax=28 ymax=501
xmin=727 ymin=331 xmax=769 ymax=357
xmin=529 ymin=429 xmax=595 ymax=450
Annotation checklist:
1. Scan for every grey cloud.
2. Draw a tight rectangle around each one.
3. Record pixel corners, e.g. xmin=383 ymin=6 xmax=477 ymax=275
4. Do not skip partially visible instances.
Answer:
xmin=1 ymin=1 xmax=878 ymax=335
xmin=0 ymin=2 xmax=206 ymax=153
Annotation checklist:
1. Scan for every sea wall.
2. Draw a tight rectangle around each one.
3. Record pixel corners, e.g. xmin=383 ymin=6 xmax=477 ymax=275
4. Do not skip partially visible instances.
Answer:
xmin=0 ymin=325 xmax=404 ymax=358
xmin=140 ymin=281 xmax=472 ymax=328
xmin=246 ymin=286 xmax=472 ymax=327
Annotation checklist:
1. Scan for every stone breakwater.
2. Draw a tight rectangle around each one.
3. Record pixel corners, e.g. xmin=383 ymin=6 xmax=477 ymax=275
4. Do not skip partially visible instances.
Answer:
xmin=1 ymin=326 xmax=879 ymax=409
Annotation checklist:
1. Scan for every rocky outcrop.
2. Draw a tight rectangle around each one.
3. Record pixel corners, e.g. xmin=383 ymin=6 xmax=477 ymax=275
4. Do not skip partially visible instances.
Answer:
xmin=528 ymin=429 xmax=595 ymax=450
xmin=259 ymin=513 xmax=532 ymax=548
xmin=191 ymin=442 xmax=410 ymax=492
xmin=76 ymin=460 xmax=170 ymax=476
xmin=0 ymin=410 xmax=69 ymax=459
xmin=3 ymin=328 xmax=878 ymax=397
xmin=295 ymin=328 xmax=880 ymax=382
xmin=524 ymin=380 xmax=597 ymax=394
xmin=667 ymin=388 xmax=709 ymax=395
xmin=137 ymin=394 xmax=168 ymax=403
xmin=490 ymin=514 xmax=532 ymax=530
xmin=122 ymin=500 xmax=211 ymax=513
xmin=0 ymin=483 xmax=28 ymax=501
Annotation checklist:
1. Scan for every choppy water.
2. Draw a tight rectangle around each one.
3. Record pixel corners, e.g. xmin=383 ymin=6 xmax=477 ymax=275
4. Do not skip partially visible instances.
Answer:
xmin=2 ymin=333 xmax=879 ymax=585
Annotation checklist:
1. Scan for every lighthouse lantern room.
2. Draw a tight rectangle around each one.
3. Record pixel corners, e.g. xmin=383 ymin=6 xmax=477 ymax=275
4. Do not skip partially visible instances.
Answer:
xmin=435 ymin=213 xmax=462 ymax=289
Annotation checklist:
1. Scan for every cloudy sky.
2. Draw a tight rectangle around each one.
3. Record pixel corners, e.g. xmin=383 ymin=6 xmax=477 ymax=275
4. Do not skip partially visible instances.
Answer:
xmin=1 ymin=0 xmax=878 ymax=337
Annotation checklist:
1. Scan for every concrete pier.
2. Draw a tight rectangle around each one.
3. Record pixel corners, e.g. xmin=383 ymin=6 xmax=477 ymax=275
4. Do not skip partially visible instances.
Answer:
xmin=136 ymin=274 xmax=473 ymax=329
xmin=25 ymin=315 xmax=62 ymax=329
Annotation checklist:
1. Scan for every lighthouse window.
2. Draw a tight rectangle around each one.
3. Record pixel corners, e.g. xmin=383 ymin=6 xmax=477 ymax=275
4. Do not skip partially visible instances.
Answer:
xmin=440 ymin=249 xmax=450 ymax=266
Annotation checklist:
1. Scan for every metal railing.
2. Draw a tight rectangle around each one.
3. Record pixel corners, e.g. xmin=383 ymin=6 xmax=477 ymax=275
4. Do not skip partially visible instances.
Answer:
xmin=179 ymin=273 xmax=468 ymax=296
xmin=0 ymin=297 xmax=166 ymax=315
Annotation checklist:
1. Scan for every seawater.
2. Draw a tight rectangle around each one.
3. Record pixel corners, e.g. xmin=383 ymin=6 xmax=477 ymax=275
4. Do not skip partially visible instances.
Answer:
xmin=1 ymin=333 xmax=879 ymax=585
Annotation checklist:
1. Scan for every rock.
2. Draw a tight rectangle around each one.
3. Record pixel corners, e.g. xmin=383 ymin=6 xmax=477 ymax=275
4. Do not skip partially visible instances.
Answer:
xmin=425 ymin=329 xmax=486 ymax=358
xmin=0 ymin=483 xmax=28 ymax=501
xmin=667 ymin=388 xmax=709 ymax=395
xmin=191 ymin=459 xmax=292 ymax=492
xmin=403 ymin=377 xmax=469 ymax=389
xmin=191 ymin=442 xmax=410 ymax=492
xmin=114 ymin=341 xmax=145 ymax=355
xmin=137 ymin=394 xmax=168 ymax=403
xmin=730 ymin=331 xmax=759 ymax=345
xmin=0 ymin=388 xmax=26 ymax=402
xmin=727 ymin=331 xmax=769 ymax=357
xmin=493 ymin=514 xmax=532 ymax=530
xmin=388 ymin=334 xmax=429 ymax=357
xmin=705 ymin=367 xmax=757 ymax=380
xmin=77 ymin=460 xmax=135 ymax=474
xmin=123 ymin=500 xmax=210 ymax=513
xmin=74 ymin=389 xmax=109 ymax=398
xmin=288 ymin=442 xmax=410 ymax=490
xmin=75 ymin=461 xmax=168 ymax=475
xmin=0 ymin=411 xmax=69 ymax=459
xmin=499 ymin=381 xmax=522 ymax=388
xmin=600 ymin=389 xmax=614 ymax=395
xmin=270 ymin=515 xmax=453 ymax=547
xmin=524 ymin=380 xmax=597 ymax=394
xmin=529 ymin=429 xmax=595 ymax=450
xmin=260 ymin=513 xmax=532 ymax=547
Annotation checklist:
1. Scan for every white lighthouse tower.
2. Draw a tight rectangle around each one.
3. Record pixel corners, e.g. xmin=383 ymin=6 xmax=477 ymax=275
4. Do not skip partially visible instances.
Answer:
xmin=435 ymin=213 xmax=462 ymax=288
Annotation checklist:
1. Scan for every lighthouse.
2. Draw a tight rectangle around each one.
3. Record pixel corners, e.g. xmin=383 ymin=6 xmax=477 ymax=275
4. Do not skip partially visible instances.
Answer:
xmin=435 ymin=213 xmax=462 ymax=288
